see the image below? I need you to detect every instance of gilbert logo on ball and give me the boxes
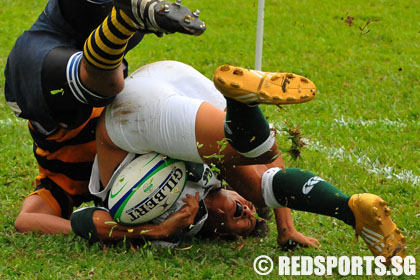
[108,153,187,226]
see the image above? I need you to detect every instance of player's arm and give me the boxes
[71,193,200,242]
[274,208,321,250]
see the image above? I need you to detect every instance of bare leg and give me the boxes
[195,102,280,165]
[14,195,71,234]
[218,155,285,207]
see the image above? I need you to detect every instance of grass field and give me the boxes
[0,0,419,279]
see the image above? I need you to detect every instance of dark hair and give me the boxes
[249,206,272,238]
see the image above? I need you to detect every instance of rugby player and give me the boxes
[4,0,205,234]
[71,61,405,264]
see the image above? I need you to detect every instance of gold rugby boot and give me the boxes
[348,193,406,266]
[213,64,316,105]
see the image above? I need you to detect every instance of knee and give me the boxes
[255,148,280,164]
[14,213,28,233]
[243,143,281,165]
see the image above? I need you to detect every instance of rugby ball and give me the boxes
[108,153,187,226]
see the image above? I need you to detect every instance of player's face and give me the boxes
[207,189,257,236]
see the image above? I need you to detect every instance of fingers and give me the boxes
[163,193,202,234]
[278,231,322,251]
[307,237,321,249]
[180,192,200,220]
[294,236,321,249]
[181,192,200,204]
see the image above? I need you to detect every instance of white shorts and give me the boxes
[105,61,226,163]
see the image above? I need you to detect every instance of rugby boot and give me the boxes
[114,0,206,35]
[348,193,406,266]
[213,65,316,105]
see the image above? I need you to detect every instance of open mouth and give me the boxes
[234,201,243,217]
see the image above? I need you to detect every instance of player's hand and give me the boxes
[277,229,321,251]
[179,192,200,226]
[160,192,200,236]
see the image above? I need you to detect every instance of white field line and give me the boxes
[275,116,419,186]
[332,116,419,129]
[304,139,420,187]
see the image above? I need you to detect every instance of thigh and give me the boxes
[27,180,74,218]
[16,194,72,234]
[21,193,61,217]
[25,177,96,219]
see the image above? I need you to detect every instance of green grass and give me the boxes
[0,0,419,279]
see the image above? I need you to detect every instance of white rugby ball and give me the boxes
[108,153,187,226]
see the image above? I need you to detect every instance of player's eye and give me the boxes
[234,201,243,217]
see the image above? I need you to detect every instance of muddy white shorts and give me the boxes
[105,61,226,163]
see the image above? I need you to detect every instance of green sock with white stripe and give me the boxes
[271,168,356,227]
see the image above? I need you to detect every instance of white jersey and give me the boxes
[89,153,221,238]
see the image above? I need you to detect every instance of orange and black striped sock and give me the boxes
[83,7,138,70]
